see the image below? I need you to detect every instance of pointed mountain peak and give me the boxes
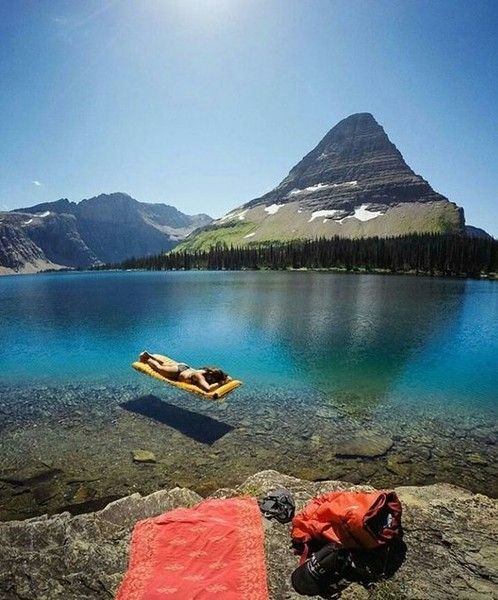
[178,113,464,251]
[243,112,446,209]
[332,111,378,125]
[318,113,383,144]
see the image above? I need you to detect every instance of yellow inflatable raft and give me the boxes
[131,358,242,400]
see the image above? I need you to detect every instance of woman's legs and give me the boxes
[143,356,179,379]
[150,353,171,364]
[139,351,171,365]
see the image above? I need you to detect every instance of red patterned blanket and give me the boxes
[116,496,269,599]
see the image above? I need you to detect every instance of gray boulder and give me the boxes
[0,470,496,599]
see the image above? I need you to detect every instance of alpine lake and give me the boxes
[0,270,497,521]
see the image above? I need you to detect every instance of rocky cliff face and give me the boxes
[0,470,496,600]
[0,193,212,274]
[22,212,99,268]
[0,213,65,274]
[179,113,465,251]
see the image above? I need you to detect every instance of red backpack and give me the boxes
[292,490,402,557]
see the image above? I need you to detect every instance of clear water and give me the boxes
[0,271,497,519]
[1,271,497,409]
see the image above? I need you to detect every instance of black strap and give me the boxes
[258,488,296,524]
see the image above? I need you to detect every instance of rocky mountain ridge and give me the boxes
[0,193,212,274]
[1,470,496,599]
[178,113,466,251]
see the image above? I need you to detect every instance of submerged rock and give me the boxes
[386,455,413,479]
[0,465,61,487]
[315,407,337,419]
[467,453,488,466]
[31,482,58,505]
[335,434,394,458]
[0,470,496,599]
[131,450,157,464]
[71,485,96,504]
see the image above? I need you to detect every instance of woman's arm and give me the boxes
[192,372,221,392]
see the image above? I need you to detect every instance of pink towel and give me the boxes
[116,496,269,599]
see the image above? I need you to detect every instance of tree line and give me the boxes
[103,234,498,277]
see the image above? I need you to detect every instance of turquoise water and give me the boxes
[0,271,497,519]
[1,271,497,411]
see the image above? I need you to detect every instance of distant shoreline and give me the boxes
[104,234,498,280]
[3,233,497,279]
[2,266,497,280]
[97,266,498,280]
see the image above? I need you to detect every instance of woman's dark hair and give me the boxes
[202,367,228,385]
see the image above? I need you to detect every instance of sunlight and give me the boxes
[149,0,237,23]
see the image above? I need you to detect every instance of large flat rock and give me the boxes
[335,434,394,458]
[0,470,496,599]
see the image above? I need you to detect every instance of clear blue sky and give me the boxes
[0,0,496,234]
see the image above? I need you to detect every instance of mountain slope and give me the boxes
[1,193,212,274]
[0,213,65,275]
[178,113,464,251]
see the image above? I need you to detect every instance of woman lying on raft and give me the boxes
[139,352,232,393]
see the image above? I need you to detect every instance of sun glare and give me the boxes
[150,0,237,21]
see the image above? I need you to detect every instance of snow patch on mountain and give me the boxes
[264,204,284,215]
[289,183,331,196]
[288,181,358,198]
[308,210,342,222]
[218,209,248,222]
[339,204,384,223]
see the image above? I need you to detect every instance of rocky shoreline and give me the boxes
[1,470,496,600]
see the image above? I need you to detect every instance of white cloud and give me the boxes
[32,180,43,186]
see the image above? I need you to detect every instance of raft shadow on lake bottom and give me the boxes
[120,395,234,445]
